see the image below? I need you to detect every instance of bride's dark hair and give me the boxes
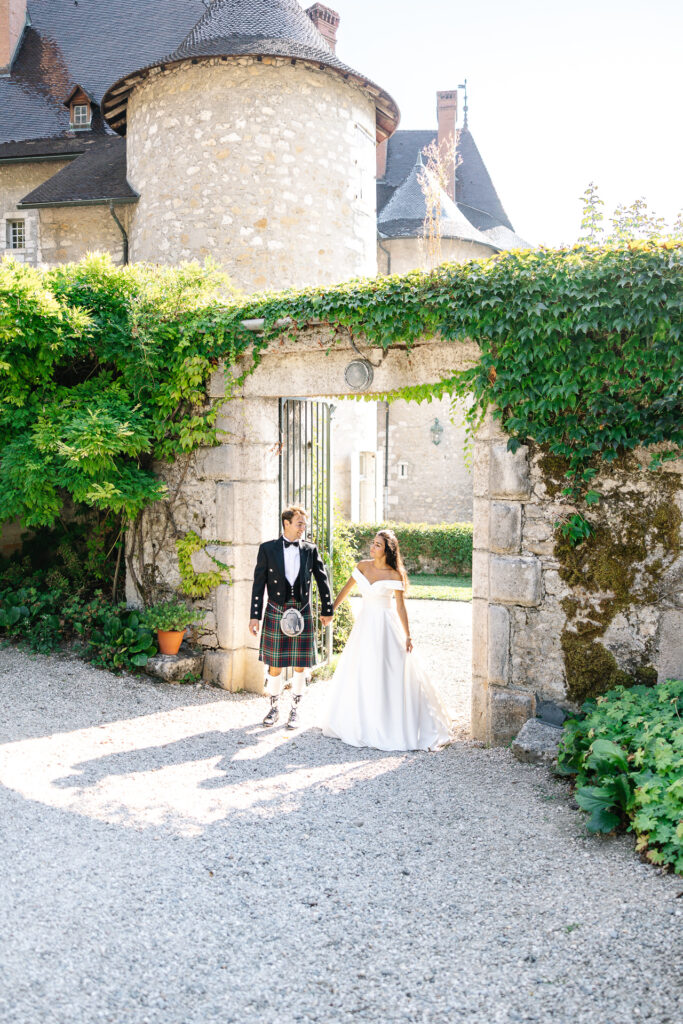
[377,529,408,589]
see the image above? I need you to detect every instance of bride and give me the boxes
[321,529,453,752]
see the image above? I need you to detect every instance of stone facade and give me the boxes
[126,58,377,291]
[377,236,494,276]
[1,161,67,264]
[471,410,683,744]
[377,395,473,523]
[0,161,129,266]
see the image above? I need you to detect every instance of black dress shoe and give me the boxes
[262,697,279,727]
[286,695,302,730]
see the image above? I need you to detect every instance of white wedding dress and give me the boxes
[321,568,453,752]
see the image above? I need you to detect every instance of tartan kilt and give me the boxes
[258,598,317,669]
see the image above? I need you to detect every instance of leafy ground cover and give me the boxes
[557,680,683,875]
[408,574,472,601]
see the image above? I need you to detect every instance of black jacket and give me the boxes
[250,539,333,620]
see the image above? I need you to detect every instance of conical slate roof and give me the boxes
[378,156,497,249]
[102,0,399,140]
[455,126,514,232]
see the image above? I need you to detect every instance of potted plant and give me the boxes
[145,601,206,656]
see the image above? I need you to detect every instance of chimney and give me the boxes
[376,139,388,180]
[436,90,458,200]
[0,0,27,75]
[306,3,340,53]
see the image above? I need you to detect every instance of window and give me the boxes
[72,103,90,127]
[6,220,25,249]
[398,461,409,480]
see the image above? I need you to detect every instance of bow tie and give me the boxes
[283,539,300,549]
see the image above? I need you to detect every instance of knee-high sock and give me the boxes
[291,670,307,697]
[264,673,282,697]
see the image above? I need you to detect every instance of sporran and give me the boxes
[280,605,305,638]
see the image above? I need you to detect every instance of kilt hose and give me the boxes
[258,598,317,669]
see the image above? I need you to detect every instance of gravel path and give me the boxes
[0,634,681,1024]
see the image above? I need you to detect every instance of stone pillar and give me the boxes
[471,410,537,744]
[201,380,280,693]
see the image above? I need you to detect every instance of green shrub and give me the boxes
[345,520,472,576]
[79,604,157,672]
[557,679,683,874]
[145,600,206,632]
[0,574,157,673]
[331,518,357,654]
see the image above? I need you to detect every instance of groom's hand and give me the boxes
[249,619,259,635]
[320,616,333,627]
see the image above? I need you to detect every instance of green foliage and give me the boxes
[2,243,681,545]
[176,531,231,599]
[331,518,357,653]
[144,600,206,632]
[0,571,157,672]
[0,255,240,528]
[81,604,157,672]
[557,680,683,874]
[345,521,473,575]
[579,183,683,244]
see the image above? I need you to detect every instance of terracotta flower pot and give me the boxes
[157,629,185,656]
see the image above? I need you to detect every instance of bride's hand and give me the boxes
[406,637,413,653]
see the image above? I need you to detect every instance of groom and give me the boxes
[249,505,333,729]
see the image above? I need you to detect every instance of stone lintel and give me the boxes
[489,555,542,607]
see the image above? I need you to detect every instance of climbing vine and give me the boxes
[176,531,232,599]
[0,242,681,547]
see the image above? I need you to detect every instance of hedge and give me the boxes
[344,521,472,575]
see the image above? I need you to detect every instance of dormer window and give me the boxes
[64,86,93,131]
[72,104,90,127]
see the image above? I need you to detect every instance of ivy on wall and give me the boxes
[0,243,681,542]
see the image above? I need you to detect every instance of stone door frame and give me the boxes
[200,326,540,745]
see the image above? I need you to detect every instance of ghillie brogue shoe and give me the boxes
[262,696,279,727]
[286,694,302,730]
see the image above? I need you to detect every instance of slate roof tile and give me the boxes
[18,137,137,207]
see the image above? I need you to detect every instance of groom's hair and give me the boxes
[281,505,308,529]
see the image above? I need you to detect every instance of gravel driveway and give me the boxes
[0,634,681,1024]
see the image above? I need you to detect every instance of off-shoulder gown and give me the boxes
[321,569,453,751]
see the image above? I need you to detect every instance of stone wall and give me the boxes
[1,160,69,264]
[38,205,129,266]
[377,237,496,276]
[471,411,683,744]
[126,58,378,290]
[0,161,129,267]
[378,396,473,523]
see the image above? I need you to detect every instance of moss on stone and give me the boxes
[538,450,572,498]
[543,448,682,704]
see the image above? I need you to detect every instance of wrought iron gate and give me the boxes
[279,398,334,663]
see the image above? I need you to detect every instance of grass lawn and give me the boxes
[407,574,472,602]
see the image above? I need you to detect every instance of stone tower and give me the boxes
[102,0,399,293]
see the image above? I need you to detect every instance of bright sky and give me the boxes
[333,0,683,246]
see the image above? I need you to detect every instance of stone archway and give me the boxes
[197,325,540,745]
[131,319,683,746]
